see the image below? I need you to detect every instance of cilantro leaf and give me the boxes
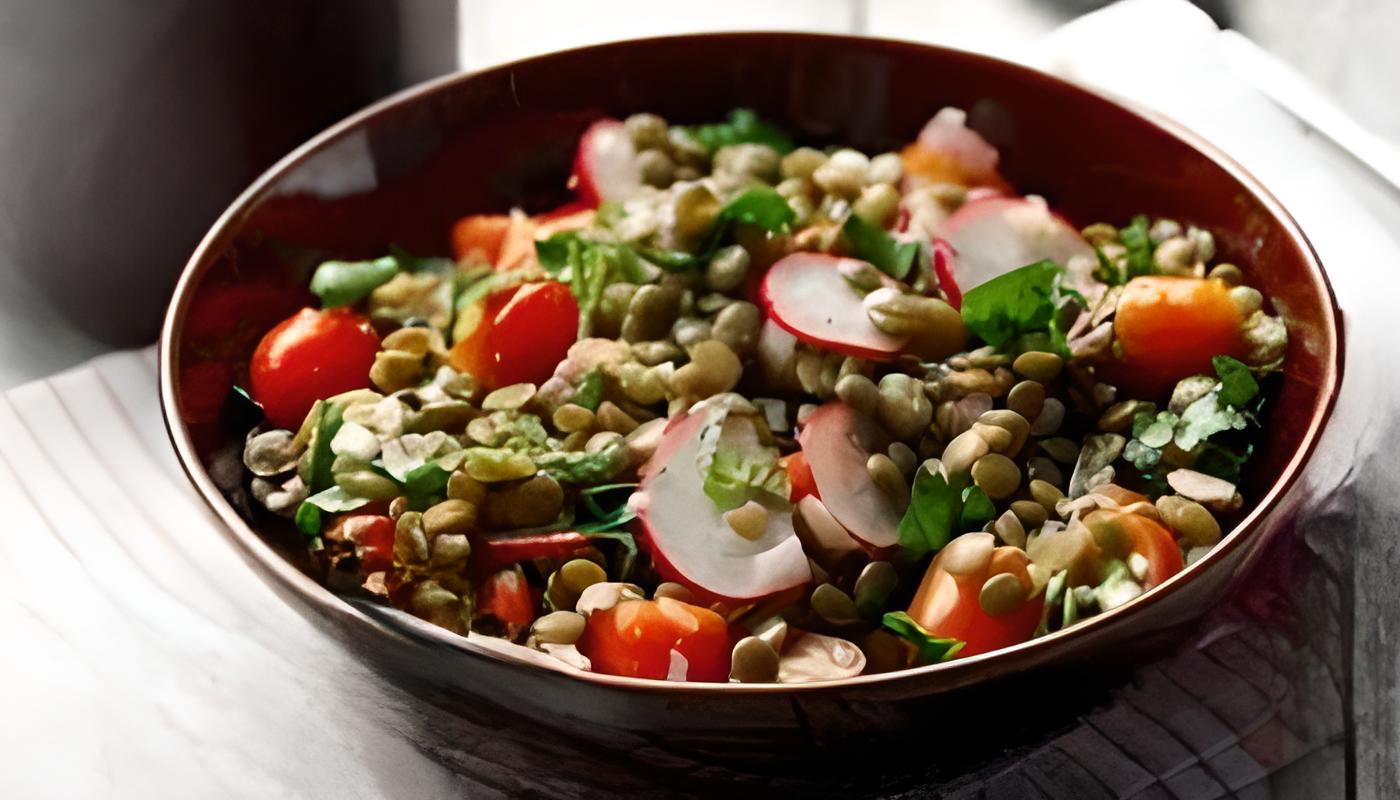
[1213,355,1259,408]
[310,257,399,308]
[960,260,1064,349]
[1119,214,1154,279]
[1193,442,1251,484]
[842,213,921,281]
[898,466,962,559]
[534,232,580,274]
[1175,391,1248,451]
[677,108,795,155]
[882,611,965,664]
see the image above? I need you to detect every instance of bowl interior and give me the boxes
[163,33,1339,685]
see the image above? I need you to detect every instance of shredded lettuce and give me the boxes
[694,408,789,512]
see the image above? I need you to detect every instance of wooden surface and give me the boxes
[4,3,1399,797]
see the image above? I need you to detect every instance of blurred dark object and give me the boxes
[0,0,456,346]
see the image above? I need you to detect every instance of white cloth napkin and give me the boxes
[4,2,1396,796]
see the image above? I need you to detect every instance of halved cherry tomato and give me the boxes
[477,566,537,636]
[451,214,513,264]
[448,281,578,389]
[1112,276,1243,397]
[249,307,381,429]
[326,512,396,574]
[1115,513,1184,590]
[783,451,819,503]
[907,538,1043,657]
[576,597,731,681]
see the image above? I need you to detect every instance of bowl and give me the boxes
[159,32,1341,769]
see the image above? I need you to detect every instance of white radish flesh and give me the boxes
[796,402,903,551]
[760,253,906,360]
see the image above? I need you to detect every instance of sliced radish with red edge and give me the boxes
[797,402,903,552]
[937,197,1094,292]
[760,253,906,360]
[633,407,811,605]
[571,119,641,207]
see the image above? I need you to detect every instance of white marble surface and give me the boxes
[4,1,1399,796]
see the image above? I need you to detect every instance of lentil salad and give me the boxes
[237,107,1288,683]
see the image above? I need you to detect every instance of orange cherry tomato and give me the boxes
[1116,513,1184,590]
[451,214,513,264]
[1112,276,1243,397]
[249,307,381,429]
[448,281,578,390]
[576,598,732,682]
[784,451,819,503]
[907,541,1043,658]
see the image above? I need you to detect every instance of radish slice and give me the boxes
[633,408,811,603]
[797,402,903,551]
[930,238,961,310]
[937,197,1095,292]
[916,107,1003,187]
[760,253,906,360]
[571,119,642,207]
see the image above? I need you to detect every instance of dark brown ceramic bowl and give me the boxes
[159,33,1340,762]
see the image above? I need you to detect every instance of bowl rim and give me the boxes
[159,30,1343,695]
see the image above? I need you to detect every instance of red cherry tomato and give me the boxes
[576,598,732,682]
[784,451,819,503]
[907,543,1043,658]
[448,281,578,389]
[477,566,537,636]
[326,512,396,574]
[249,307,380,429]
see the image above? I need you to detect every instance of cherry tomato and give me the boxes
[477,566,537,636]
[249,307,380,429]
[576,597,732,681]
[1112,276,1243,397]
[1083,486,1185,590]
[448,281,578,389]
[326,512,395,574]
[784,451,819,503]
[907,540,1043,658]
[451,214,512,264]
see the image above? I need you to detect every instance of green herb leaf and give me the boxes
[637,247,699,271]
[402,462,452,511]
[882,611,965,664]
[580,530,639,580]
[960,260,1064,349]
[533,438,628,484]
[294,501,323,537]
[959,485,997,531]
[304,401,345,493]
[1212,355,1259,408]
[1193,441,1251,484]
[1119,215,1154,280]
[715,186,796,232]
[572,369,604,412]
[310,257,400,308]
[677,108,795,155]
[1123,439,1162,470]
[695,408,789,512]
[1175,391,1248,451]
[842,213,922,281]
[304,485,371,513]
[534,232,580,274]
[898,466,962,560]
